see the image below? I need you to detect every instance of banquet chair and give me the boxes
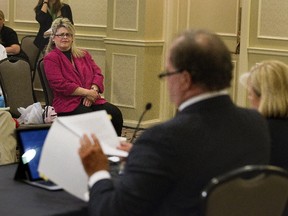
[200,165,288,216]
[0,57,36,117]
[37,58,53,106]
[20,36,40,75]
[20,35,41,81]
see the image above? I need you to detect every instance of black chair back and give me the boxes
[20,35,41,82]
[37,58,53,106]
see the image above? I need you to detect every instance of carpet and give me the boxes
[121,126,145,142]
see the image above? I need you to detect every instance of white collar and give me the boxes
[178,90,228,111]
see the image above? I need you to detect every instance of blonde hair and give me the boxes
[45,17,84,57]
[249,60,288,118]
[0,10,5,20]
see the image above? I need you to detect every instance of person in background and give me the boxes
[78,29,270,216]
[44,18,123,136]
[0,10,28,61]
[34,0,73,52]
[241,60,288,170]
[0,111,17,165]
[0,44,7,60]
[0,43,7,99]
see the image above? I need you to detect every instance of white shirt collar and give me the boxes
[178,90,228,111]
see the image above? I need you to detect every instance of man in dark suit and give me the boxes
[79,29,270,216]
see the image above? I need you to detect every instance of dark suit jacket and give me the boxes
[89,95,270,216]
[268,117,288,170]
[34,3,73,51]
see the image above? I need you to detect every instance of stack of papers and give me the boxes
[38,110,128,201]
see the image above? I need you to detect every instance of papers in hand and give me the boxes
[38,111,127,201]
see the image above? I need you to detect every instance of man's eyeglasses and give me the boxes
[55,33,73,38]
[158,70,183,79]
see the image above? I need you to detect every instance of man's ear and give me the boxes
[180,70,193,90]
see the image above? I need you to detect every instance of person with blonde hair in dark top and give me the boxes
[241,60,288,170]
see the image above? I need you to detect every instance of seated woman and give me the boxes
[43,18,123,136]
[241,60,288,170]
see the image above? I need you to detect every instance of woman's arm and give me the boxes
[61,4,74,24]
[35,4,51,24]
[72,87,98,102]
[41,0,49,13]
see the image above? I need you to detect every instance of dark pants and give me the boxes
[58,102,123,136]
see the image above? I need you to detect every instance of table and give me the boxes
[0,163,88,216]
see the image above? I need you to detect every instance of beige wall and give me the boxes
[2,0,288,127]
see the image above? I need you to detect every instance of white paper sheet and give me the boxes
[38,110,128,201]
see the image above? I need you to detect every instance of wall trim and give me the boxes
[248,47,288,56]
[14,20,36,24]
[124,118,160,129]
[74,24,107,28]
[15,30,106,41]
[257,36,288,41]
[218,33,238,37]
[76,34,105,41]
[83,47,106,52]
[16,30,38,36]
[105,38,164,47]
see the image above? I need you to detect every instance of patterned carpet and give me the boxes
[121,126,145,142]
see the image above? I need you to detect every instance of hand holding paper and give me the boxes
[79,134,109,177]
[38,111,127,201]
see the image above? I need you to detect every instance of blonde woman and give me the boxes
[34,0,73,51]
[44,18,123,135]
[243,60,288,170]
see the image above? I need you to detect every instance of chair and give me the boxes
[200,165,288,216]
[37,58,53,106]
[20,35,41,81]
[0,57,36,117]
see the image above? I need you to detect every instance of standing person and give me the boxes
[0,10,28,61]
[34,0,73,52]
[44,18,123,136]
[78,29,270,216]
[241,60,288,170]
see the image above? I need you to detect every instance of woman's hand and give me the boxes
[83,89,101,106]
[85,89,99,102]
[72,87,100,105]
[83,98,92,107]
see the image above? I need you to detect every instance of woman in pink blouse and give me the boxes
[44,18,123,135]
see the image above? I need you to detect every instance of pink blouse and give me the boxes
[43,48,107,113]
